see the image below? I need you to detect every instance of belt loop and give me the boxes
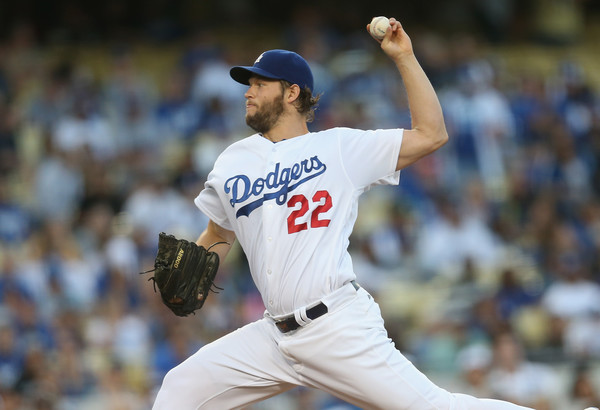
[294,307,311,326]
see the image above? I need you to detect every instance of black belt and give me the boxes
[275,281,359,333]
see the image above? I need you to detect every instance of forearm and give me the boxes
[372,17,448,159]
[196,220,235,263]
[395,53,447,143]
[371,17,449,170]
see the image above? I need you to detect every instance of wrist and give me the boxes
[393,52,418,70]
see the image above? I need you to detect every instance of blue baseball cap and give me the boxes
[230,49,314,92]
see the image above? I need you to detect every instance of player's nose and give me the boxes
[244,86,256,100]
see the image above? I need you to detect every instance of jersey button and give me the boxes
[267,269,272,275]
[268,236,272,242]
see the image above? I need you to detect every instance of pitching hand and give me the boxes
[366,17,414,61]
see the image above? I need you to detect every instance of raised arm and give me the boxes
[367,17,449,171]
[196,219,236,263]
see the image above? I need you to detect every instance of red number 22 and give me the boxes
[287,190,332,234]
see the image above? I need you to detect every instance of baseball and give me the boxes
[370,16,390,40]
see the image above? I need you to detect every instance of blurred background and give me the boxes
[0,0,600,409]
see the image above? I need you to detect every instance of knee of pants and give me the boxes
[162,360,206,390]
[160,366,179,390]
[155,364,202,404]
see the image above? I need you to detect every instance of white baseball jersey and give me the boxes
[157,126,535,410]
[195,127,403,316]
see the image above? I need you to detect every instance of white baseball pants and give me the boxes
[153,282,533,410]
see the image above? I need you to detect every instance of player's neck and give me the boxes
[261,119,309,143]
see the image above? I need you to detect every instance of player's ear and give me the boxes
[286,84,301,103]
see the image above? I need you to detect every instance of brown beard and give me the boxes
[245,93,285,134]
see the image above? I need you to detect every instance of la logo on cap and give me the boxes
[254,53,264,64]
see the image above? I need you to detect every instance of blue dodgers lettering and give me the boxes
[224,156,326,218]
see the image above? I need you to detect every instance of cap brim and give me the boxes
[230,66,282,85]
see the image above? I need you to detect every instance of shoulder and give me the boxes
[323,127,404,144]
[214,134,262,162]
[316,127,357,136]
[307,127,364,140]
[224,133,262,151]
[319,127,403,137]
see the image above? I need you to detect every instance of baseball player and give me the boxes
[153,17,534,410]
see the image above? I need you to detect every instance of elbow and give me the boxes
[426,126,449,152]
[433,118,449,147]
[415,120,449,152]
[436,128,449,148]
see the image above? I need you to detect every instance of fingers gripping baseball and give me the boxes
[367,17,413,59]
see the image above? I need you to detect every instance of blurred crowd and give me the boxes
[1,2,600,409]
